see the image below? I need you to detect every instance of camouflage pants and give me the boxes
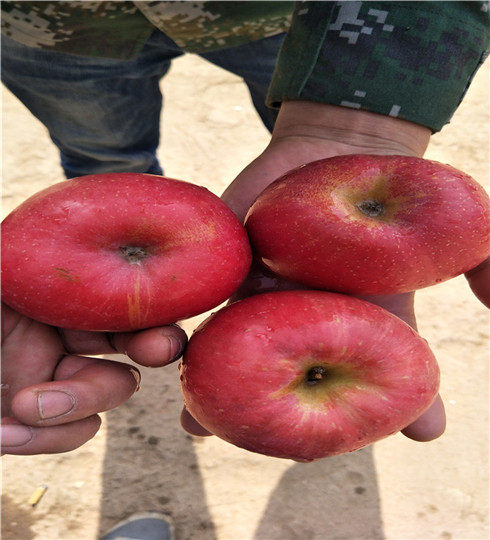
[1,30,284,179]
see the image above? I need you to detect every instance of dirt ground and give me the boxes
[1,52,489,540]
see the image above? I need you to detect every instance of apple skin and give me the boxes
[245,155,490,294]
[1,173,252,331]
[180,290,440,461]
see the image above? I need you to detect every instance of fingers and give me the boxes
[112,325,187,367]
[465,256,490,308]
[180,407,213,437]
[56,328,116,356]
[10,355,140,427]
[229,259,308,303]
[60,325,187,367]
[401,394,446,442]
[1,303,64,416]
[1,416,101,455]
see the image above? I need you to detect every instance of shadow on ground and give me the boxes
[254,448,384,539]
[96,356,384,539]
[96,361,217,540]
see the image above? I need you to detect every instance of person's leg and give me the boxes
[199,33,286,133]
[1,32,184,178]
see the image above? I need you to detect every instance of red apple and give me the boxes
[245,155,490,294]
[1,173,252,331]
[180,290,440,461]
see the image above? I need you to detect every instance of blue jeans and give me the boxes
[1,31,284,179]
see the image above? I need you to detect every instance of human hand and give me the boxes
[1,302,187,455]
[182,100,486,445]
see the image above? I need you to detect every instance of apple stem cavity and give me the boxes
[120,246,149,264]
[357,199,384,218]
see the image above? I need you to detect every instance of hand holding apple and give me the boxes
[182,102,489,449]
[1,301,187,455]
[183,103,448,445]
[1,172,252,331]
[0,171,250,454]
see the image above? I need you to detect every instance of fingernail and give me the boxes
[129,367,141,391]
[167,336,182,360]
[38,391,75,420]
[1,424,33,447]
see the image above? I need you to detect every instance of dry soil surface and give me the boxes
[2,54,489,540]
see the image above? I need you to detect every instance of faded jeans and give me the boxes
[1,31,284,179]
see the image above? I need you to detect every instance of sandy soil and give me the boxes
[1,53,489,540]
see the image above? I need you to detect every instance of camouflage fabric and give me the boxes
[1,1,489,131]
[1,2,155,59]
[136,1,293,52]
[0,1,293,57]
[267,1,490,131]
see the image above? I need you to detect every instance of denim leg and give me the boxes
[199,33,286,133]
[1,32,184,178]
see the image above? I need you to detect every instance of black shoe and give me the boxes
[100,512,174,540]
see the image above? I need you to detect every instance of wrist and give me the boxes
[223,101,431,222]
[271,101,431,158]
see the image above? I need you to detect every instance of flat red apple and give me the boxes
[1,173,252,331]
[180,290,440,461]
[245,155,490,294]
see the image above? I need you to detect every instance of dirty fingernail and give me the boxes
[38,391,75,420]
[129,367,141,391]
[167,336,182,360]
[1,424,33,447]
